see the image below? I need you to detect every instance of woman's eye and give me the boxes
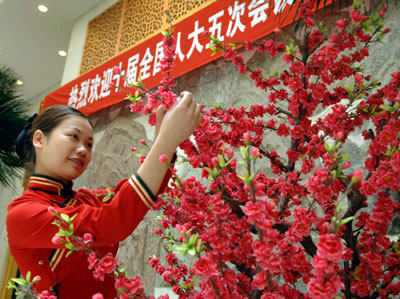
[87,143,93,148]
[70,134,78,139]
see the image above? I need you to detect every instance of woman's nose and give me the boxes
[76,144,87,157]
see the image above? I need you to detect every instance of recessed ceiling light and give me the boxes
[58,50,67,57]
[16,80,23,85]
[38,5,48,12]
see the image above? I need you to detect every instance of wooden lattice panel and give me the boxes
[168,0,211,22]
[118,0,165,54]
[80,0,214,73]
[80,1,123,75]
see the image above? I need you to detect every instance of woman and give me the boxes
[6,92,201,298]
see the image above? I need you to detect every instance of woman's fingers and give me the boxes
[179,91,193,108]
[195,104,202,126]
[155,105,167,137]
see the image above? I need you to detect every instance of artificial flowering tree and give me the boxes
[8,0,400,298]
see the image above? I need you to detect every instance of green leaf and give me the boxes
[339,216,354,227]
[10,278,28,286]
[161,30,170,37]
[55,230,68,237]
[188,247,196,256]
[196,238,202,253]
[6,281,17,290]
[380,104,396,113]
[341,153,351,161]
[65,243,75,250]
[25,271,31,282]
[60,213,71,224]
[237,175,246,181]
[188,234,197,246]
[336,201,343,213]
[70,213,78,222]
[175,244,188,254]
[218,154,225,168]
[240,146,248,159]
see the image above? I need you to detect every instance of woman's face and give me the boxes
[33,115,94,183]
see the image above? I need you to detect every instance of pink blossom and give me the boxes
[336,19,348,32]
[130,147,135,152]
[252,270,267,290]
[83,233,93,245]
[316,234,344,262]
[274,27,281,34]
[108,82,116,89]
[37,291,57,299]
[342,161,351,169]
[92,293,104,299]
[47,206,56,214]
[192,256,216,277]
[88,252,98,270]
[140,139,146,145]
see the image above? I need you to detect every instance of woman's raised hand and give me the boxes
[137,91,201,195]
[156,91,202,150]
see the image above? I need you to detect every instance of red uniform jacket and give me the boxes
[7,171,171,298]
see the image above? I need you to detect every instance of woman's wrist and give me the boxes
[152,135,178,161]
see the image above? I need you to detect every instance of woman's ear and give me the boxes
[32,130,45,150]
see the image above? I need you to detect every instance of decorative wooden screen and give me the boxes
[80,0,213,75]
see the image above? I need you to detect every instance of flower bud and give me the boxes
[159,154,168,164]
[251,147,260,159]
[52,236,62,245]
[342,161,351,169]
[351,169,364,184]
[243,132,251,143]
[92,293,104,299]
[47,206,56,214]
[112,66,120,74]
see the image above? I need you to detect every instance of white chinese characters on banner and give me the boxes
[248,0,270,27]
[125,54,139,87]
[226,1,246,37]
[274,0,294,14]
[67,1,276,109]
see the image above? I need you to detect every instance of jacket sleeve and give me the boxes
[7,169,173,249]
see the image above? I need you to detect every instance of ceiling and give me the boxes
[0,0,105,102]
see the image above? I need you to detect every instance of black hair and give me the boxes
[15,105,92,166]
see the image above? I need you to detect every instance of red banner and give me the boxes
[43,0,325,115]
